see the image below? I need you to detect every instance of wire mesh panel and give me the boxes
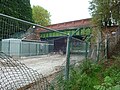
[108,28,120,56]
[0,12,92,90]
[47,36,90,89]
[0,13,54,58]
[0,52,51,90]
[70,37,87,62]
[0,14,31,39]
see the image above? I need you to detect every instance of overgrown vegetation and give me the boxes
[89,0,120,43]
[52,55,120,90]
[89,0,120,27]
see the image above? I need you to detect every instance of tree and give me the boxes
[32,5,51,26]
[89,0,120,43]
[0,0,32,21]
[0,0,32,39]
[89,0,120,27]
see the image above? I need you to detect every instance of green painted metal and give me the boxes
[1,12,93,81]
[40,27,92,39]
[85,42,88,60]
[19,42,21,57]
[71,30,75,35]
[85,35,91,60]
[8,40,10,55]
[79,29,81,35]
[71,28,80,36]
[65,33,72,80]
[84,34,92,60]
[0,13,68,39]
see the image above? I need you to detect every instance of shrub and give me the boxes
[51,56,120,90]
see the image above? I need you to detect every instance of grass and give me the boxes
[51,54,120,90]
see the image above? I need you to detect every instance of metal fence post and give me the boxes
[36,43,37,55]
[29,43,30,56]
[8,40,10,55]
[105,35,109,59]
[85,35,92,60]
[0,41,1,52]
[65,33,71,80]
[96,41,100,62]
[85,42,88,60]
[19,42,21,57]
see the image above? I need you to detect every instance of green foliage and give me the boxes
[32,5,51,26]
[0,0,32,21]
[89,0,120,27]
[89,0,120,43]
[0,0,33,39]
[94,76,120,90]
[52,56,120,90]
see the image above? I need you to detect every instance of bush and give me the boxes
[51,56,120,90]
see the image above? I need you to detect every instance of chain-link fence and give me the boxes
[44,36,91,89]
[108,28,120,56]
[0,13,32,39]
[0,13,58,90]
[0,13,54,58]
[48,28,120,90]
[0,52,52,90]
[87,27,120,62]
[0,12,92,90]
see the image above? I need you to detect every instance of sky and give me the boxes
[30,0,91,24]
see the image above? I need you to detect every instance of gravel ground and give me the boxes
[20,54,85,76]
[0,53,84,89]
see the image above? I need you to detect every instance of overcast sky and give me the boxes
[30,0,91,24]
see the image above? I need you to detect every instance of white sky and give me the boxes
[30,0,91,24]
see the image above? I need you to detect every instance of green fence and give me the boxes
[0,38,53,57]
[49,29,120,90]
[88,28,120,62]
[0,52,52,90]
[0,13,92,90]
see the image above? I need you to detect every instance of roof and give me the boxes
[35,18,91,33]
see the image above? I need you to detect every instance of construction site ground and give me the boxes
[20,54,85,78]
